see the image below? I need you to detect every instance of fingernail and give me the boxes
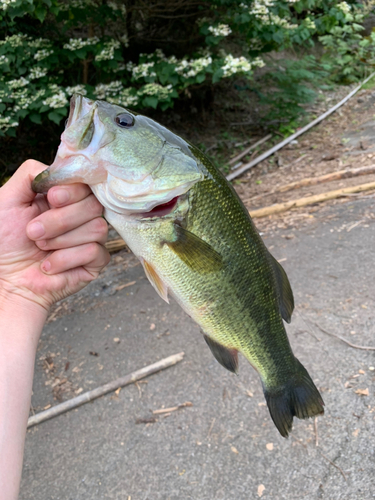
[54,189,70,205]
[38,240,47,248]
[42,260,51,272]
[28,221,45,239]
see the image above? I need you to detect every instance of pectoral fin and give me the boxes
[166,224,223,274]
[203,334,238,374]
[267,252,294,323]
[141,258,169,303]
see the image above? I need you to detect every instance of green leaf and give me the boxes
[48,111,63,124]
[142,96,158,109]
[34,5,47,22]
[196,73,206,84]
[212,68,224,84]
[29,113,42,124]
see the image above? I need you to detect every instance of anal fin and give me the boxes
[203,334,238,373]
[141,258,169,304]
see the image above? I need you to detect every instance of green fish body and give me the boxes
[33,95,324,436]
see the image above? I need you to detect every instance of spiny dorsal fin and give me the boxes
[166,224,223,274]
[141,258,169,303]
[267,252,294,323]
[203,334,238,373]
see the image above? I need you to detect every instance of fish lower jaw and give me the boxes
[92,183,182,219]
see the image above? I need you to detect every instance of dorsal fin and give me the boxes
[166,224,223,274]
[203,334,239,373]
[267,252,294,323]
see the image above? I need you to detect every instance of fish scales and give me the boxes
[32,94,324,437]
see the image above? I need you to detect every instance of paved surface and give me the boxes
[20,197,375,500]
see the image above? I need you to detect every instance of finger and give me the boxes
[0,160,48,207]
[27,193,103,241]
[47,183,92,208]
[36,217,108,250]
[41,242,110,277]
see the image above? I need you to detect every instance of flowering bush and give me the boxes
[0,0,374,136]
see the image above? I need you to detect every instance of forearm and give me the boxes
[0,293,48,500]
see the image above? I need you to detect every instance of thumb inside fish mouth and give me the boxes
[32,170,50,193]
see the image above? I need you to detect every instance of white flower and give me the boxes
[131,61,156,79]
[59,0,96,9]
[1,0,17,11]
[304,17,316,30]
[63,37,100,51]
[106,1,126,15]
[94,81,123,99]
[43,86,68,108]
[28,38,52,49]
[95,40,121,61]
[29,67,48,80]
[7,77,29,89]
[221,55,264,77]
[337,2,351,15]
[0,55,9,64]
[34,49,54,61]
[66,84,87,96]
[107,88,139,107]
[208,24,232,37]
[0,33,27,48]
[139,83,173,100]
[175,56,212,78]
[0,115,19,130]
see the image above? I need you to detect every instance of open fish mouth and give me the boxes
[33,94,203,215]
[139,196,180,218]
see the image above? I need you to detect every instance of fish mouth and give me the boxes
[139,196,180,218]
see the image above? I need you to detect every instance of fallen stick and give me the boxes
[27,352,185,428]
[249,181,375,218]
[229,134,272,166]
[277,164,375,193]
[314,323,375,351]
[152,401,193,415]
[226,71,375,182]
[105,238,127,253]
[320,452,347,481]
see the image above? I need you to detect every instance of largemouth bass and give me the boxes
[33,95,324,437]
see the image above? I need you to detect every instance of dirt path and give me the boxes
[233,86,375,232]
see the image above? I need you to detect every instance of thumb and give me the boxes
[3,160,49,206]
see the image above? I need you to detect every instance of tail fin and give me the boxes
[263,358,324,438]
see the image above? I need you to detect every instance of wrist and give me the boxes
[0,286,49,344]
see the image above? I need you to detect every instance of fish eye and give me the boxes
[115,113,134,128]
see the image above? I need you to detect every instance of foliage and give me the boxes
[0,0,375,138]
[319,3,375,82]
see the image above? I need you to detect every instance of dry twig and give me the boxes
[27,352,185,428]
[249,181,375,218]
[315,323,375,351]
[152,401,193,415]
[320,452,347,481]
[229,134,272,166]
[105,238,127,253]
[227,71,375,182]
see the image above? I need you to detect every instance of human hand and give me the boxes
[0,160,110,313]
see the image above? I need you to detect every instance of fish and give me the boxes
[32,94,324,437]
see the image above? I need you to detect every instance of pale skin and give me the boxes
[0,160,110,499]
